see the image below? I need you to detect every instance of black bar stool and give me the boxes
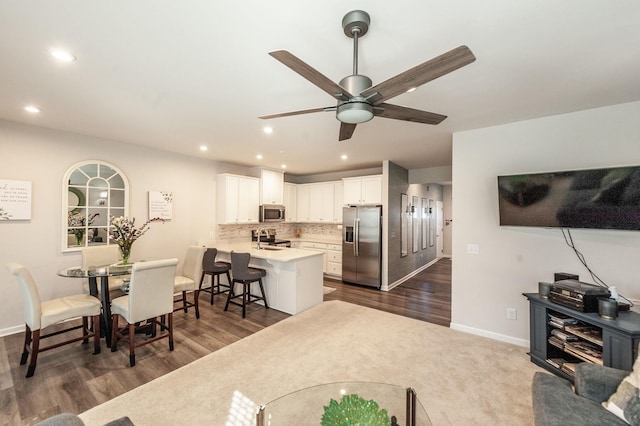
[198,248,231,305]
[224,252,268,318]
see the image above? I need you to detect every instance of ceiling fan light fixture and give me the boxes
[337,101,373,124]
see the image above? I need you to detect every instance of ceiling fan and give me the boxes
[260,10,476,141]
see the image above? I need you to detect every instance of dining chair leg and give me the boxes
[26,329,40,378]
[182,291,188,313]
[168,313,174,351]
[20,325,31,365]
[110,315,119,352]
[128,323,136,367]
[194,289,200,319]
[93,314,101,355]
[81,316,88,344]
[198,272,206,291]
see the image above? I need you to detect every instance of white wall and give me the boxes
[451,101,640,346]
[0,119,246,333]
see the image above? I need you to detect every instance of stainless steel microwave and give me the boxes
[259,204,285,222]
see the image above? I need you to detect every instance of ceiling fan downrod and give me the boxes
[342,10,370,77]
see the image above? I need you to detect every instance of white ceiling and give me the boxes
[1,1,639,175]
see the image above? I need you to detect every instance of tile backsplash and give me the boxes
[218,223,341,241]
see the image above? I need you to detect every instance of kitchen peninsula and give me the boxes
[213,242,324,315]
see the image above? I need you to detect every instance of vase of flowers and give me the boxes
[109,216,164,264]
[67,212,100,246]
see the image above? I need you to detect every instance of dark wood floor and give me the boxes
[0,258,451,425]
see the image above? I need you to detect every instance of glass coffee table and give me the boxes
[256,381,431,426]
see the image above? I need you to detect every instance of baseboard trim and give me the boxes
[1,324,24,338]
[450,322,529,348]
[385,258,440,291]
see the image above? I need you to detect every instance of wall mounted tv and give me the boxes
[497,165,640,230]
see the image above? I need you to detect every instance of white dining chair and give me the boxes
[8,263,101,377]
[81,245,127,292]
[173,246,206,319]
[110,258,178,367]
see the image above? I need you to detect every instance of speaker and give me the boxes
[554,272,579,282]
[598,298,619,320]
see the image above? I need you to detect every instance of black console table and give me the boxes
[524,293,640,382]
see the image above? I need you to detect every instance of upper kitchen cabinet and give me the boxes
[296,184,310,222]
[343,175,383,205]
[309,182,335,222]
[334,181,343,223]
[283,182,297,222]
[251,168,284,205]
[297,181,339,223]
[217,173,260,224]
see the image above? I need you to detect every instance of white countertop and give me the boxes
[214,242,324,262]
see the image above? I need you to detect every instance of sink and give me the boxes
[259,246,284,251]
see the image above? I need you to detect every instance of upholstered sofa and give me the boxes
[532,363,631,426]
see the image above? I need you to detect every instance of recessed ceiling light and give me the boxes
[199,145,208,152]
[24,105,40,113]
[263,126,273,134]
[281,164,287,169]
[406,87,417,93]
[341,154,348,160]
[50,48,76,62]
[256,154,263,160]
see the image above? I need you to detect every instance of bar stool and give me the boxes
[198,248,231,305]
[224,252,268,318]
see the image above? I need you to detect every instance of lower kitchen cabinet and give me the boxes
[326,243,342,278]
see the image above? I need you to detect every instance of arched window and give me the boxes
[63,160,129,251]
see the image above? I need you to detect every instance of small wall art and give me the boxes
[0,179,32,221]
[148,190,173,220]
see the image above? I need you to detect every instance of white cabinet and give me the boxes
[326,243,342,278]
[343,175,383,205]
[297,181,340,223]
[308,182,334,223]
[283,182,297,222]
[333,182,343,224]
[296,184,310,222]
[252,168,284,205]
[217,174,260,224]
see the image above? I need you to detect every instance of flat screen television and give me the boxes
[497,165,640,230]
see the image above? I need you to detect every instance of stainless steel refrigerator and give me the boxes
[342,205,382,288]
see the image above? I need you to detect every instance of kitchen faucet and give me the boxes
[256,228,269,249]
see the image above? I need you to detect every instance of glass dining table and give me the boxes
[58,264,132,347]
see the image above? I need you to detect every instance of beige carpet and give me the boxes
[79,301,544,425]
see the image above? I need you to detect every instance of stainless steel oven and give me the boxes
[259,204,285,222]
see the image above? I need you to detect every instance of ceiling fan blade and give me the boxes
[269,50,352,101]
[259,106,331,120]
[339,123,357,141]
[374,103,447,125]
[361,45,476,105]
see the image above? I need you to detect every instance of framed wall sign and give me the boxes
[0,179,32,220]
[421,197,428,249]
[429,199,435,247]
[401,193,408,257]
[412,195,419,253]
[149,191,173,220]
